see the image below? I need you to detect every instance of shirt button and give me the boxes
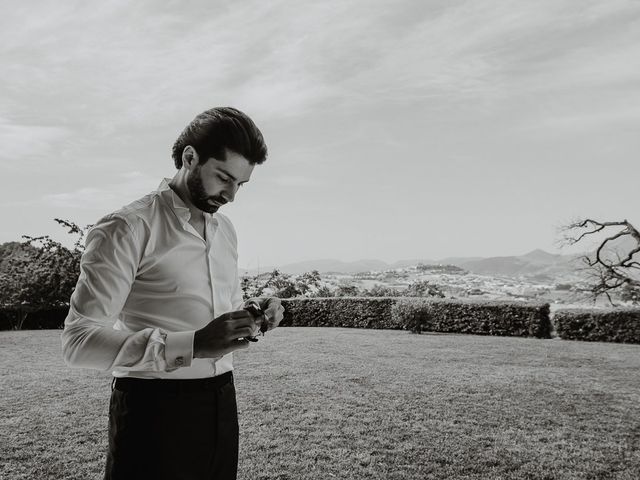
[176,356,184,366]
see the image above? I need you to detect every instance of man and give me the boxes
[61,107,284,480]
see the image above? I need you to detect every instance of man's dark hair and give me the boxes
[172,107,267,169]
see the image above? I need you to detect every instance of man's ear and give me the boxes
[182,146,200,170]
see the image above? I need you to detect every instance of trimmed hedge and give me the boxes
[0,307,68,330]
[554,308,640,344]
[391,298,551,338]
[280,297,398,329]
[281,297,552,338]
[2,298,553,340]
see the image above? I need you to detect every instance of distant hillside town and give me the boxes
[239,249,636,308]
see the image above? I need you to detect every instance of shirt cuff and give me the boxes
[165,330,195,369]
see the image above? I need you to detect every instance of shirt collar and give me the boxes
[156,178,218,227]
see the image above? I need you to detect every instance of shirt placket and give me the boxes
[204,219,218,376]
[205,220,216,314]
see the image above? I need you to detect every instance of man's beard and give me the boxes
[186,167,226,214]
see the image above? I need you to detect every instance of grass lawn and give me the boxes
[1,328,639,479]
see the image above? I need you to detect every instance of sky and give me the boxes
[1,0,639,270]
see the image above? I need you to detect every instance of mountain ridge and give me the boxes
[239,249,582,277]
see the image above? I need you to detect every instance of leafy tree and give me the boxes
[240,275,259,299]
[313,285,335,297]
[241,269,323,299]
[296,270,322,294]
[0,241,39,271]
[417,263,465,274]
[263,269,299,298]
[362,284,403,297]
[620,283,640,305]
[404,280,445,298]
[360,280,445,298]
[334,284,361,297]
[0,218,90,329]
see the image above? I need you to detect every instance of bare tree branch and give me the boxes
[560,218,640,305]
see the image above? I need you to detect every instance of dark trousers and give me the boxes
[104,372,239,480]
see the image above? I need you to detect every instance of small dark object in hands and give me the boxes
[244,303,267,342]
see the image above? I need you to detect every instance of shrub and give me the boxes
[404,280,445,298]
[554,308,640,344]
[1,297,553,340]
[334,285,361,297]
[390,299,429,333]
[391,298,551,338]
[0,219,88,329]
[280,297,551,338]
[280,297,398,329]
[242,269,323,299]
[0,307,69,331]
[620,284,640,305]
[361,284,403,297]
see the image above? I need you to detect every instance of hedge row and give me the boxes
[4,300,639,345]
[0,307,68,331]
[280,297,397,329]
[554,308,640,344]
[391,298,551,338]
[281,297,552,338]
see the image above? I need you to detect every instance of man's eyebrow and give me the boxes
[217,168,249,183]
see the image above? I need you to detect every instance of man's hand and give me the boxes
[193,310,262,359]
[245,297,285,333]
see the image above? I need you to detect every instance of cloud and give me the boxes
[0,117,71,169]
[41,171,159,210]
[2,0,639,130]
[1,0,639,264]
[522,103,640,133]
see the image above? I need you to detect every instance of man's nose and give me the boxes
[221,185,237,203]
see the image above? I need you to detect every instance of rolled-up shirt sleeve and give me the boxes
[61,214,194,372]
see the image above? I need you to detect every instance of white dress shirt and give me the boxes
[61,178,245,379]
